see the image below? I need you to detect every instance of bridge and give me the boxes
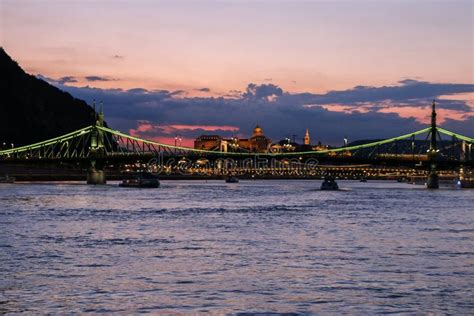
[1,101,473,188]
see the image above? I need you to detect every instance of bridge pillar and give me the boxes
[87,102,106,185]
[426,164,439,189]
[87,160,106,185]
[426,100,439,189]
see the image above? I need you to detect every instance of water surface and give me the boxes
[1,180,473,314]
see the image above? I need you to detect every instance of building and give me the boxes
[248,125,272,152]
[194,135,222,151]
[304,128,310,145]
[194,125,272,153]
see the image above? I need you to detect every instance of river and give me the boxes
[1,180,473,314]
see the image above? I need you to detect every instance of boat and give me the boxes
[225,176,239,183]
[359,178,367,182]
[119,172,160,188]
[0,175,15,184]
[321,176,339,190]
[456,179,474,189]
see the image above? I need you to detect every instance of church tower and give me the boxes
[304,128,310,145]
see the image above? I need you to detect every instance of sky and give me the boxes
[1,0,473,146]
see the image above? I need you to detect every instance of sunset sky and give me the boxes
[1,0,473,145]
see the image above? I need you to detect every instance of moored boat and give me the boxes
[119,172,160,188]
[456,179,474,189]
[321,176,339,190]
[225,176,239,183]
[0,175,15,184]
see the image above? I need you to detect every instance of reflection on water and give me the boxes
[0,180,473,313]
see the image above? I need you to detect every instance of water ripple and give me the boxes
[1,180,473,313]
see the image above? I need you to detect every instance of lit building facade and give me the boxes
[194,125,272,153]
[194,135,222,151]
[304,128,310,145]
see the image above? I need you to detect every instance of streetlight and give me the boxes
[283,137,294,152]
[229,137,239,152]
[174,135,179,154]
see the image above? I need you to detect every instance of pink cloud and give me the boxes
[305,103,374,114]
[438,92,474,109]
[307,97,473,125]
[378,106,469,124]
[130,120,154,134]
[140,135,195,148]
[128,121,240,147]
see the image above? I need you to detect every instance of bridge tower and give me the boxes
[426,100,439,189]
[87,102,106,185]
[304,128,310,145]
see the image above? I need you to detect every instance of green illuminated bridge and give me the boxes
[0,101,472,187]
[0,124,472,161]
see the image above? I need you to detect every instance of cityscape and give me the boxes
[1,0,473,314]
[194,125,324,153]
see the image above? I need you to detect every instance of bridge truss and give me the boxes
[0,124,472,164]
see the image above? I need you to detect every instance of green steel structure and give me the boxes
[0,100,473,164]
[0,123,472,161]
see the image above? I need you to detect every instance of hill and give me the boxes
[0,47,97,147]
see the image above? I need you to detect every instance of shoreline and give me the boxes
[1,174,459,183]
[0,164,462,182]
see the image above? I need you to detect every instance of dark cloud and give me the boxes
[243,83,283,101]
[37,74,77,85]
[127,88,149,94]
[434,99,472,112]
[50,80,474,145]
[291,79,473,106]
[85,75,115,82]
[398,79,428,86]
[170,90,187,96]
[196,87,211,92]
[57,76,77,84]
[440,115,474,138]
[38,74,118,84]
[36,74,56,83]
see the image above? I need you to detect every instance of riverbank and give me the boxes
[0,163,461,182]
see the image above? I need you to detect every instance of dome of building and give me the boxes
[252,125,263,137]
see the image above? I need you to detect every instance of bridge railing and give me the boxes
[437,127,474,143]
[98,126,436,157]
[0,126,94,159]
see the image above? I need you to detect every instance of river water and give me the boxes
[0,180,473,314]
